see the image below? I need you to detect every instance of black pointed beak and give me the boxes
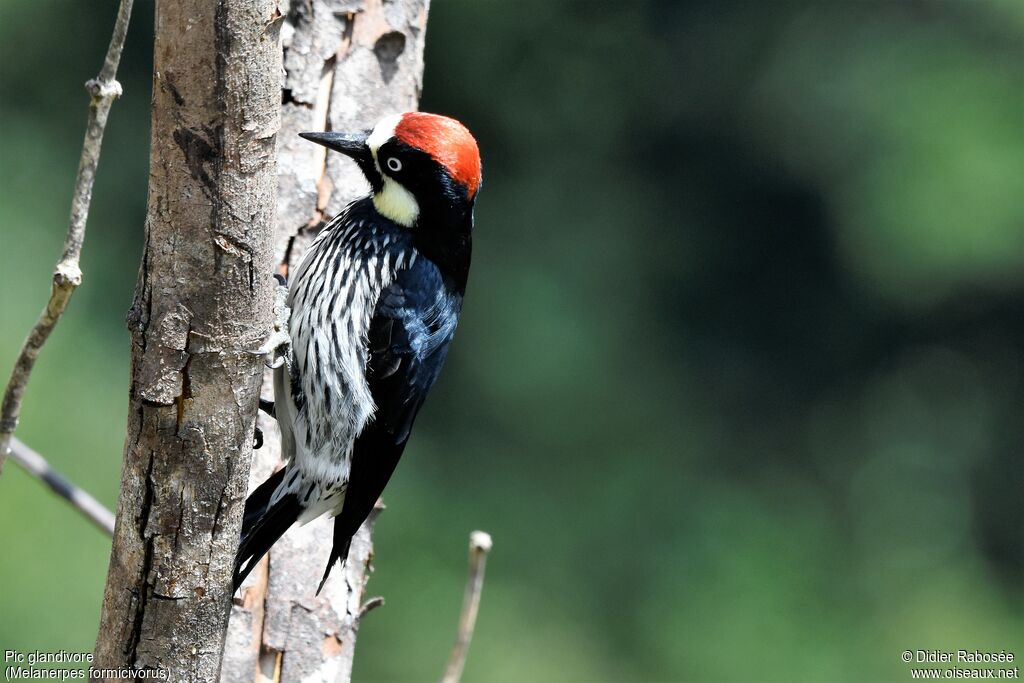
[299,131,381,189]
[299,131,368,156]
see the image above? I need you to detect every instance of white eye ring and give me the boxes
[386,157,402,172]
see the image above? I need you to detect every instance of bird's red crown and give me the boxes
[395,113,482,198]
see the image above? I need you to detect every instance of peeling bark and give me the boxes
[222,1,430,680]
[92,0,281,680]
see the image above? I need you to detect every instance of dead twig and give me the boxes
[441,531,493,683]
[358,596,386,619]
[0,0,134,474]
[8,437,115,535]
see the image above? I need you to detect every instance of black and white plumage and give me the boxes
[234,112,481,591]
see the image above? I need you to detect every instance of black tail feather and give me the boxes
[316,520,354,595]
[233,469,299,590]
[242,467,285,531]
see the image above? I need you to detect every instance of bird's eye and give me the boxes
[386,157,402,172]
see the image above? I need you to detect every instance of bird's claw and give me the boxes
[251,329,291,356]
[250,276,292,368]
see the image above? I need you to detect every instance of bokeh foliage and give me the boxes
[0,1,1021,681]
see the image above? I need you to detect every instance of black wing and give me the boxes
[318,255,463,591]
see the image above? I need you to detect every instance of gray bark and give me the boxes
[92,0,281,680]
[221,1,430,681]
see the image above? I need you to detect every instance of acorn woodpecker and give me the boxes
[234,112,481,592]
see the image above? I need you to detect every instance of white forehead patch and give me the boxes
[367,113,420,228]
[367,113,402,154]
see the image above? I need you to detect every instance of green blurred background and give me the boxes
[1,1,1022,681]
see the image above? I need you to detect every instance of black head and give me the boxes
[299,112,481,232]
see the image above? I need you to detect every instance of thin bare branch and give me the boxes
[358,596,385,619]
[0,0,134,474]
[442,531,493,683]
[8,437,115,535]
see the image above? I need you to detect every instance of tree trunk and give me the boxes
[92,0,281,680]
[221,1,430,681]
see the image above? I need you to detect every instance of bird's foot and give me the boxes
[250,274,292,368]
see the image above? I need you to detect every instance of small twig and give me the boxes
[441,531,493,683]
[7,437,115,535]
[0,0,134,474]
[358,596,385,619]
